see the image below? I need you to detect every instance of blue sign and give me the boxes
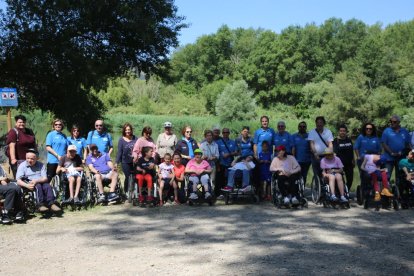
[0,88,18,107]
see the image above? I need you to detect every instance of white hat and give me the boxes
[164,122,172,128]
[68,145,77,152]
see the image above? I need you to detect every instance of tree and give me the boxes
[215,80,256,122]
[0,0,186,129]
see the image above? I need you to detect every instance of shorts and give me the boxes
[97,171,113,180]
[161,177,172,190]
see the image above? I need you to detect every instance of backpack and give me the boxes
[5,128,19,159]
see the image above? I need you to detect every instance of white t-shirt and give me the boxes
[364,154,378,174]
[307,128,334,155]
[159,163,174,179]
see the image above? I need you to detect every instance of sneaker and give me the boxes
[205,192,212,199]
[14,211,25,222]
[221,186,233,192]
[147,196,155,202]
[107,192,119,202]
[189,193,198,200]
[97,193,106,204]
[283,197,290,205]
[340,196,348,203]
[38,205,49,213]
[1,213,11,224]
[291,196,299,205]
[330,195,338,201]
[63,197,73,204]
[374,192,381,201]
[241,186,252,193]
[381,188,394,197]
[217,194,225,200]
[73,197,81,205]
[173,199,181,205]
[138,195,145,203]
[50,204,62,213]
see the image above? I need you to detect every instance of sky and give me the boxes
[1,0,413,48]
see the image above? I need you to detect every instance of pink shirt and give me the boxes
[269,155,301,175]
[185,159,211,176]
[320,156,344,170]
[132,137,157,159]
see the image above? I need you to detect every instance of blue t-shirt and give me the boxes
[87,130,113,153]
[46,130,68,164]
[67,136,87,156]
[253,128,276,155]
[354,135,381,160]
[217,138,237,167]
[235,136,254,158]
[381,127,410,161]
[291,132,311,163]
[86,153,112,173]
[273,131,292,153]
[259,151,272,182]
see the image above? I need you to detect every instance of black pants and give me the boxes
[121,162,134,192]
[0,183,24,211]
[298,162,311,185]
[277,174,299,197]
[343,163,354,190]
[47,163,58,182]
[215,165,228,196]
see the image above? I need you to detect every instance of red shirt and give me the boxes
[6,128,36,160]
[173,164,185,180]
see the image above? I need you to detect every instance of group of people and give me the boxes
[1,113,414,224]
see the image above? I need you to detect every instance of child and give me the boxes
[320,148,348,202]
[136,147,156,204]
[361,153,393,201]
[158,153,175,206]
[172,153,185,205]
[259,141,272,200]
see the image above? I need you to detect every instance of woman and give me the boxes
[45,119,68,181]
[185,149,212,200]
[235,126,254,159]
[354,123,381,187]
[253,116,275,159]
[175,125,199,166]
[333,124,355,191]
[320,149,348,203]
[6,114,36,178]
[156,121,178,161]
[116,123,137,194]
[132,126,158,163]
[67,125,87,163]
[270,145,301,205]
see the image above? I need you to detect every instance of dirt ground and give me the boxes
[1,199,414,276]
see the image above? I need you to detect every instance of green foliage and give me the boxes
[215,80,257,123]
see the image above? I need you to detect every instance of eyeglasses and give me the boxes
[185,131,192,133]
[95,124,103,127]
[54,123,62,126]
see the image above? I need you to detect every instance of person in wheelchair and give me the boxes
[16,149,61,213]
[222,155,255,193]
[86,144,119,203]
[320,149,348,203]
[361,152,394,202]
[185,149,212,200]
[157,153,175,206]
[398,150,414,206]
[1,166,25,224]
[270,145,301,205]
[56,145,84,205]
[135,146,157,204]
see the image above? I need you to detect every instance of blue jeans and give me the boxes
[227,169,250,188]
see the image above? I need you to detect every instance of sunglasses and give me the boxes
[185,131,192,133]
[390,120,398,123]
[54,123,62,126]
[223,131,230,134]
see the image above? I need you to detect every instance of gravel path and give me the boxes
[1,200,414,276]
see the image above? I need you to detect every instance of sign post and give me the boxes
[0,88,19,131]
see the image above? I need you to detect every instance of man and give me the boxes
[0,166,25,224]
[87,119,113,155]
[273,121,292,154]
[200,130,219,184]
[216,128,238,196]
[212,126,221,142]
[16,149,61,213]
[307,116,334,177]
[291,122,312,185]
[86,144,119,203]
[381,115,411,183]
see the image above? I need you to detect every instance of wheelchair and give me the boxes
[128,171,159,207]
[51,172,92,210]
[88,171,123,205]
[271,172,308,209]
[395,169,414,209]
[185,173,215,206]
[355,170,399,211]
[311,171,350,209]
[222,169,259,205]
[20,177,60,215]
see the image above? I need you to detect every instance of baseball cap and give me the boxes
[68,145,77,152]
[323,148,334,155]
[194,149,203,155]
[275,145,286,152]
[164,121,172,128]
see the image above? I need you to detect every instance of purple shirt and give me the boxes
[320,156,344,170]
[86,153,112,173]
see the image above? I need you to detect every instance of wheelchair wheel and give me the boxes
[127,174,135,203]
[356,185,363,206]
[392,185,400,211]
[311,175,321,203]
[23,191,37,214]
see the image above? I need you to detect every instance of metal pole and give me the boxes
[6,107,12,131]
